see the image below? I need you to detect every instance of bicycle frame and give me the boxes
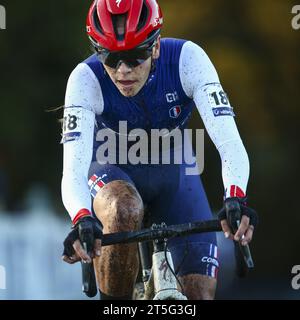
[142,238,187,300]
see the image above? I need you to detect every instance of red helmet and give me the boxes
[86,0,163,51]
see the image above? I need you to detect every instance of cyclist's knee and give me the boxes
[93,180,144,231]
[179,274,217,300]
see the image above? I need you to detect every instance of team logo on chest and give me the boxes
[169,105,182,118]
[166,91,179,103]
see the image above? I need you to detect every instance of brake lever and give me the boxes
[235,220,254,269]
[79,221,98,298]
[225,200,254,271]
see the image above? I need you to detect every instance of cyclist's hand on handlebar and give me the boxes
[62,216,103,264]
[218,197,258,246]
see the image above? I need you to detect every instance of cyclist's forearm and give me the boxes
[62,174,92,222]
[217,138,249,197]
[193,83,249,197]
[62,63,104,221]
[61,107,95,221]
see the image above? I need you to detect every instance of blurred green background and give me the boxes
[0,0,299,298]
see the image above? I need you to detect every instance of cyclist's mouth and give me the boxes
[117,80,137,88]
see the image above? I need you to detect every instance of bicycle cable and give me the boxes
[174,239,189,276]
[164,237,185,296]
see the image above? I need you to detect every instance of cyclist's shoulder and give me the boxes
[178,41,219,96]
[160,38,209,63]
[161,37,205,49]
[65,56,104,113]
[82,53,102,70]
[180,40,210,58]
[67,55,102,85]
[160,37,187,45]
[179,40,216,73]
[159,37,188,55]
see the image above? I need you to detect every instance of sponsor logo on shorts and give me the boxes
[201,256,219,268]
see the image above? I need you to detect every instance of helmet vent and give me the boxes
[93,7,104,35]
[112,14,127,41]
[137,1,149,32]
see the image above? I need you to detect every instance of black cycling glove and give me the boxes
[218,197,258,230]
[63,216,103,257]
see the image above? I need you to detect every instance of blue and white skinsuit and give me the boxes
[61,38,250,278]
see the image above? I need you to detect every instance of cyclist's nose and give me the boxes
[116,61,132,74]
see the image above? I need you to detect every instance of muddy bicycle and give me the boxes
[79,212,254,300]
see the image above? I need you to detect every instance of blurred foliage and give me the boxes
[0,0,299,276]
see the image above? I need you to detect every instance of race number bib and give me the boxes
[61,107,82,143]
[206,84,235,117]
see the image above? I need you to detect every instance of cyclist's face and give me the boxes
[103,38,160,97]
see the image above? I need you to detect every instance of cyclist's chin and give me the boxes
[116,82,143,97]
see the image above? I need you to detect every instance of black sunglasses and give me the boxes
[97,41,156,69]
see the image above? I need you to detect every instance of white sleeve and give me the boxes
[65,63,104,114]
[179,41,250,198]
[61,63,104,221]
